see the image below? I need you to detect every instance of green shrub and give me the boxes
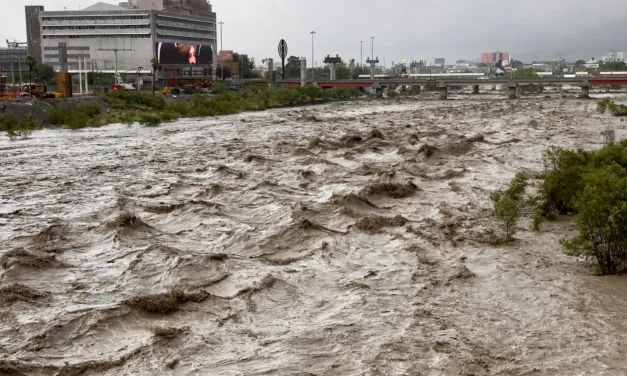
[211,82,229,95]
[387,90,398,98]
[164,101,192,116]
[79,101,102,116]
[532,209,544,232]
[598,98,627,116]
[1,116,39,139]
[490,172,528,211]
[65,111,89,129]
[47,106,66,125]
[561,165,627,275]
[540,148,588,217]
[537,141,627,274]
[23,85,361,133]
[490,172,528,241]
[103,90,166,110]
[495,196,520,240]
[139,114,162,126]
[159,112,180,122]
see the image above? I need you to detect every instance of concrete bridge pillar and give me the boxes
[300,57,307,87]
[375,87,383,98]
[367,57,379,80]
[414,85,421,95]
[491,85,497,91]
[508,85,517,99]
[473,85,480,94]
[580,85,590,99]
[439,86,448,100]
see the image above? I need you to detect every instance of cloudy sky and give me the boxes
[3,0,627,64]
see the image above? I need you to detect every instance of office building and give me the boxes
[481,51,510,64]
[119,0,215,19]
[0,48,28,85]
[26,1,217,83]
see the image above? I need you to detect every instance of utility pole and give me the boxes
[218,21,224,80]
[360,40,363,67]
[84,57,89,93]
[10,57,14,87]
[310,31,315,82]
[371,37,374,65]
[9,55,23,90]
[79,55,83,94]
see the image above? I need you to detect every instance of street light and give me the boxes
[371,37,374,64]
[9,55,23,90]
[218,21,224,80]
[360,40,363,67]
[310,31,315,82]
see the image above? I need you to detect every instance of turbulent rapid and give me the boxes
[2,93,627,375]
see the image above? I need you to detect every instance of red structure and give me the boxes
[218,50,234,66]
[591,74,627,86]
[481,52,510,64]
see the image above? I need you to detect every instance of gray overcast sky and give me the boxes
[3,0,627,64]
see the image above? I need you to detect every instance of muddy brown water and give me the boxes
[2,95,627,375]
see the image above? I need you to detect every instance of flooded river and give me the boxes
[2,94,627,375]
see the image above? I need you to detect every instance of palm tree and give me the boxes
[151,58,160,96]
[25,55,37,93]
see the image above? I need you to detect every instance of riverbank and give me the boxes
[0,85,361,136]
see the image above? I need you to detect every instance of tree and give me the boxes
[511,60,524,69]
[151,58,160,96]
[351,66,370,79]
[575,59,586,66]
[562,166,627,275]
[490,172,528,241]
[25,55,37,90]
[284,56,301,79]
[216,65,231,79]
[512,68,542,94]
[35,64,55,84]
[600,61,627,72]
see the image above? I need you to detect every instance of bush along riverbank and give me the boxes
[0,84,361,138]
[494,141,627,275]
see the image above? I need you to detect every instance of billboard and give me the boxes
[434,58,445,65]
[157,42,213,65]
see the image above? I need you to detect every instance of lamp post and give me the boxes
[310,31,315,82]
[371,37,374,64]
[218,21,224,80]
[360,40,363,67]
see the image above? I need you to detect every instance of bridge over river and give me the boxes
[272,76,627,99]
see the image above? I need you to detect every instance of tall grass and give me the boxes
[54,86,360,130]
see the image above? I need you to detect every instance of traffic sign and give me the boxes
[278,39,288,79]
[278,39,288,60]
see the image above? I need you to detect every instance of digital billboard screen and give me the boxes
[157,42,213,65]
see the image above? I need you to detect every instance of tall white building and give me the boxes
[26,2,217,83]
